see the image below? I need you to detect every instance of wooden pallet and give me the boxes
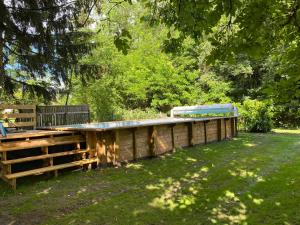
[0,130,96,190]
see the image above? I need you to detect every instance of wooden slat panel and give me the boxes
[0,135,84,152]
[2,122,35,128]
[155,125,172,155]
[1,149,94,165]
[0,130,76,140]
[36,104,90,127]
[174,124,189,147]
[0,113,35,119]
[0,105,36,110]
[135,127,149,159]
[5,158,97,179]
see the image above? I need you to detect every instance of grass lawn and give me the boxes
[0,130,300,225]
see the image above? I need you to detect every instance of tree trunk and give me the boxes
[0,30,4,89]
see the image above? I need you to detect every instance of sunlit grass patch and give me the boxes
[0,129,299,225]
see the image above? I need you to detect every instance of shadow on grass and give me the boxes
[0,131,300,225]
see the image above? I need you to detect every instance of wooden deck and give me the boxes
[0,130,91,190]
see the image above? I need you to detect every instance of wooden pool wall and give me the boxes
[85,117,238,165]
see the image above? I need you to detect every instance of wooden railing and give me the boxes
[0,105,36,129]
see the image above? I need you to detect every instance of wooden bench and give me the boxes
[0,130,96,190]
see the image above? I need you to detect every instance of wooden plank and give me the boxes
[0,130,76,140]
[2,121,35,128]
[0,113,35,119]
[5,158,98,180]
[1,149,94,165]
[0,105,36,110]
[0,135,85,152]
[173,124,189,148]
[134,127,149,159]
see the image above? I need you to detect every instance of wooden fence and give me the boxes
[0,104,90,129]
[36,105,90,127]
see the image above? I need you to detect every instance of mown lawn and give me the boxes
[1,130,300,225]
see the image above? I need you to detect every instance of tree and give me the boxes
[144,0,300,104]
[0,0,100,101]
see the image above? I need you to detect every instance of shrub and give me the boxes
[240,99,273,132]
[114,108,167,121]
[272,105,300,128]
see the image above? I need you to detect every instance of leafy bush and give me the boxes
[240,99,273,132]
[272,105,300,128]
[115,108,167,121]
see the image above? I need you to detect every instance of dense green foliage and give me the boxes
[1,1,299,129]
[1,130,300,224]
[240,99,273,132]
[66,3,231,121]
[145,0,300,104]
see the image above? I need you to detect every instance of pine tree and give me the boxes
[0,0,99,101]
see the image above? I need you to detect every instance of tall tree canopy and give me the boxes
[0,0,101,100]
[145,0,300,104]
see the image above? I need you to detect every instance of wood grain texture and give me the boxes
[173,124,189,148]
[0,135,85,152]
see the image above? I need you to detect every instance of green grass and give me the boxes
[1,129,300,225]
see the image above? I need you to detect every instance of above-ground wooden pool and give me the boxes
[0,104,238,189]
[48,116,238,163]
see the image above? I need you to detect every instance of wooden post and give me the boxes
[113,130,120,166]
[170,124,176,153]
[148,126,156,157]
[85,132,91,170]
[231,118,235,138]
[11,178,16,191]
[224,119,227,139]
[217,119,222,141]
[86,131,97,169]
[204,121,207,144]
[41,146,49,166]
[33,105,37,129]
[132,128,137,161]
[235,117,238,136]
[2,152,9,179]
[187,122,195,146]
[96,132,107,167]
